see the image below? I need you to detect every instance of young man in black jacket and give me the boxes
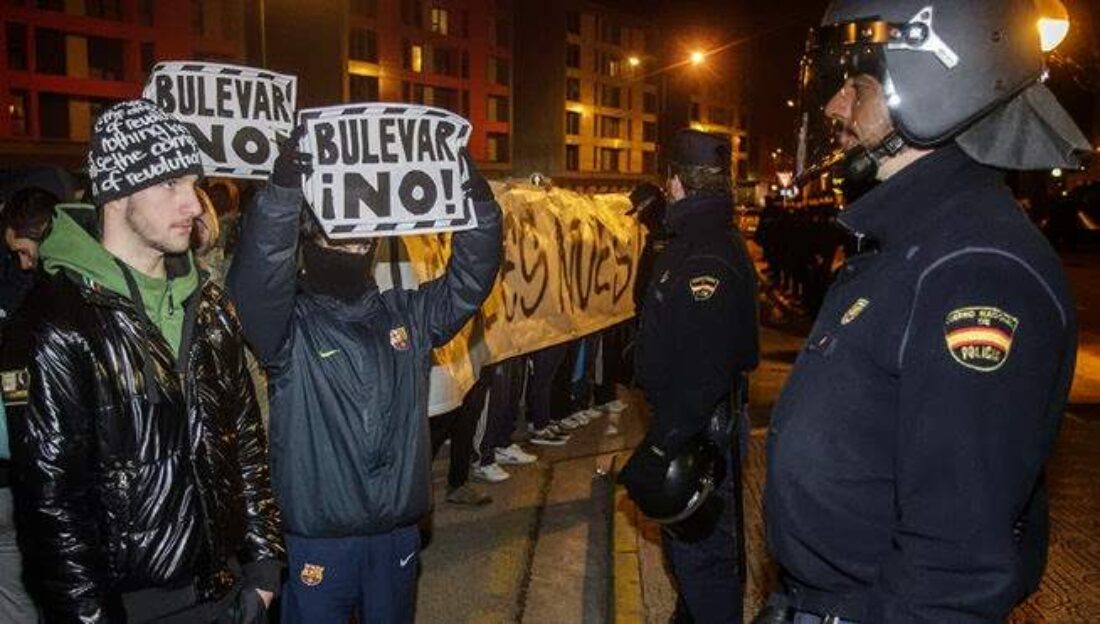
[9,99,283,623]
[227,131,502,622]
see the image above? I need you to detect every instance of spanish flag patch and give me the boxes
[944,306,1019,372]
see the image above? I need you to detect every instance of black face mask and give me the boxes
[300,237,376,301]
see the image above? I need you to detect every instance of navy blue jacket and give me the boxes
[765,146,1077,623]
[636,194,759,449]
[228,183,501,537]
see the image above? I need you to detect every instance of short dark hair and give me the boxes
[1,186,58,240]
[669,163,732,197]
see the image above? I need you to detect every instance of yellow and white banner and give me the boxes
[384,182,644,415]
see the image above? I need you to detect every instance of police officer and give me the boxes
[760,2,1089,622]
[621,129,760,623]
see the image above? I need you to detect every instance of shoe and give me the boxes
[599,399,626,414]
[495,444,537,465]
[546,422,573,439]
[529,427,568,446]
[446,484,492,506]
[472,462,511,483]
[558,415,583,430]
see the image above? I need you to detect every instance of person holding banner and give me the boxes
[9,99,283,623]
[619,129,760,623]
[227,126,502,623]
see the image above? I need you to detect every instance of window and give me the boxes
[565,144,579,171]
[407,43,424,72]
[34,0,64,10]
[35,29,67,75]
[599,21,621,45]
[486,132,509,163]
[350,28,378,63]
[401,0,423,27]
[6,23,27,70]
[88,37,125,81]
[565,78,581,102]
[488,57,509,86]
[566,11,580,35]
[643,121,657,143]
[141,42,156,76]
[8,90,28,136]
[193,0,205,35]
[461,51,469,78]
[642,150,656,174]
[432,87,459,113]
[85,0,122,19]
[351,0,377,17]
[433,47,457,76]
[565,111,581,136]
[599,115,621,139]
[38,93,69,139]
[643,91,658,114]
[350,75,379,101]
[690,102,701,121]
[493,19,511,48]
[709,106,732,126]
[565,44,581,69]
[430,7,448,35]
[488,95,509,123]
[139,0,155,25]
[461,90,469,116]
[598,148,620,172]
[602,55,621,78]
[403,81,427,104]
[600,85,621,108]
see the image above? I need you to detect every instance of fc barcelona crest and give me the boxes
[390,326,410,351]
[300,563,325,587]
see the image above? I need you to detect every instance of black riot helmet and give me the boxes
[796,0,1090,185]
[629,435,725,525]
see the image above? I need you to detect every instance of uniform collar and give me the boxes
[836,144,1004,248]
[666,194,732,237]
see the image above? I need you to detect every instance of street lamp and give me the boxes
[690,51,705,66]
[628,56,641,68]
[1035,0,1070,52]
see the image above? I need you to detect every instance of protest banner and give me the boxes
[143,62,297,179]
[391,183,643,414]
[296,104,476,239]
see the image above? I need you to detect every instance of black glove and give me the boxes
[271,125,313,189]
[617,437,671,501]
[215,587,267,624]
[460,148,494,202]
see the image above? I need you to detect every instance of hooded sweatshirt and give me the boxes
[39,204,198,357]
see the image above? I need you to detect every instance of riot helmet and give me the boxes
[795,0,1090,185]
[627,434,725,525]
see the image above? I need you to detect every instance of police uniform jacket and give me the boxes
[228,183,502,538]
[765,145,1077,623]
[636,193,759,450]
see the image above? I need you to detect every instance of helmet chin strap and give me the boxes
[842,130,907,182]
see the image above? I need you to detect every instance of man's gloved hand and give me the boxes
[460,148,494,202]
[617,434,673,502]
[629,182,664,213]
[271,125,313,189]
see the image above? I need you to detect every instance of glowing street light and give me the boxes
[786,99,796,108]
[1035,0,1070,52]
[690,51,706,65]
[628,56,641,67]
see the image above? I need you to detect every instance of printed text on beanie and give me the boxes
[88,99,204,204]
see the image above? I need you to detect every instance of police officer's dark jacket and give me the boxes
[636,193,759,450]
[765,145,1076,623]
[8,216,283,622]
[228,184,502,537]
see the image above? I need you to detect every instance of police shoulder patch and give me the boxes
[943,306,1019,372]
[689,275,720,301]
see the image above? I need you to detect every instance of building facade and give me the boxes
[1,0,246,166]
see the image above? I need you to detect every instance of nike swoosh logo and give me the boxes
[399,552,416,567]
[319,349,340,359]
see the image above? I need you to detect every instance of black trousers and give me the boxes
[431,369,492,489]
[526,343,569,429]
[478,357,526,465]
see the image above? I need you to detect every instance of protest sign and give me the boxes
[391,183,643,414]
[143,62,297,179]
[296,104,475,238]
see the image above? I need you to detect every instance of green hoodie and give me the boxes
[40,204,199,358]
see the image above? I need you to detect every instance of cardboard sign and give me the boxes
[297,104,475,238]
[143,62,297,179]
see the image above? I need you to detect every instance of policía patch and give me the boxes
[299,563,325,587]
[689,276,720,301]
[840,298,870,325]
[944,306,1019,372]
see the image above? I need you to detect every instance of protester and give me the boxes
[620,128,760,623]
[192,186,224,278]
[474,355,538,481]
[0,186,57,623]
[525,343,573,446]
[9,98,283,623]
[759,1,1088,621]
[227,128,502,622]
[431,365,494,505]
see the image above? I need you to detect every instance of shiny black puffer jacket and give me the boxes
[9,270,283,623]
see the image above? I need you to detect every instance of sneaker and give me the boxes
[472,462,512,483]
[558,415,584,430]
[495,444,537,465]
[546,422,573,439]
[446,483,492,506]
[529,426,568,446]
[599,399,627,414]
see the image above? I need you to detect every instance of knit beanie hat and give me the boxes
[87,99,204,205]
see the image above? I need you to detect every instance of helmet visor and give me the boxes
[795,20,895,185]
